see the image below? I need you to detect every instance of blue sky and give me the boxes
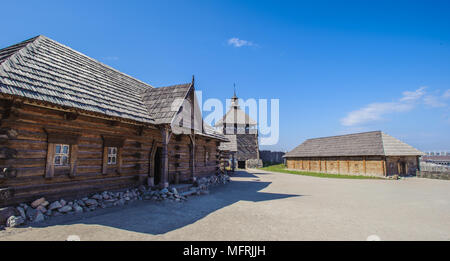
[1,0,450,152]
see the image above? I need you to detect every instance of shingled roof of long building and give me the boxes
[284,131,424,158]
[0,35,155,123]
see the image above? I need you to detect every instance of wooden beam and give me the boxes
[69,144,78,177]
[160,125,170,188]
[116,147,123,175]
[45,143,55,178]
[102,146,108,175]
[363,156,367,175]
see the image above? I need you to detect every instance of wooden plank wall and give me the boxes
[286,156,387,177]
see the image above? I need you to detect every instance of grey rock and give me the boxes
[77,200,86,207]
[25,207,37,220]
[85,199,98,206]
[36,205,47,213]
[48,201,62,210]
[60,199,66,207]
[58,205,72,213]
[31,197,46,208]
[6,216,25,227]
[92,194,103,200]
[52,211,62,217]
[32,211,45,223]
[16,206,26,219]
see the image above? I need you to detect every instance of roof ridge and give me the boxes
[37,35,154,89]
[156,82,192,89]
[307,130,382,141]
[0,35,41,68]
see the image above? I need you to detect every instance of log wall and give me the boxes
[0,100,221,206]
[286,156,420,177]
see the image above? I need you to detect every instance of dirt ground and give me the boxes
[1,169,449,241]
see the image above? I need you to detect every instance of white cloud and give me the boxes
[340,86,448,127]
[443,89,450,99]
[424,95,447,108]
[400,87,426,102]
[341,102,413,126]
[227,37,255,48]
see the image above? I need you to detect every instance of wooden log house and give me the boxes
[284,131,425,177]
[0,35,227,207]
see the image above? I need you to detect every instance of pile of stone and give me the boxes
[142,187,188,201]
[196,173,231,188]
[0,173,231,229]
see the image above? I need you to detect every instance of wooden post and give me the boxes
[102,146,108,175]
[319,159,322,172]
[148,140,156,186]
[69,144,78,177]
[45,143,55,178]
[160,125,170,188]
[189,132,196,182]
[347,159,350,174]
[116,147,123,175]
[337,159,340,173]
[363,156,367,175]
[231,152,236,172]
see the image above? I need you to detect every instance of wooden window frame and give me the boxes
[45,128,81,178]
[107,147,118,165]
[102,135,125,175]
[54,144,70,166]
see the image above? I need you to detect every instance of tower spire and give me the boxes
[231,83,239,107]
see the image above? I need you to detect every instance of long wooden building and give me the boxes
[0,35,227,207]
[284,131,424,177]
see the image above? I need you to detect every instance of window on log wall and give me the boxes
[54,144,70,166]
[44,128,81,179]
[102,135,125,175]
[107,147,118,165]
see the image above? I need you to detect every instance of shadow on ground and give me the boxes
[28,171,300,235]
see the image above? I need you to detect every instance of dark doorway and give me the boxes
[238,161,246,169]
[154,147,162,186]
[399,162,407,176]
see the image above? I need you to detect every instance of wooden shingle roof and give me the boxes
[0,35,227,141]
[218,135,238,152]
[284,131,424,158]
[0,35,154,123]
[141,83,192,124]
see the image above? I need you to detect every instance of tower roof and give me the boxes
[214,91,257,127]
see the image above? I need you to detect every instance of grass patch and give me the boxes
[259,164,384,180]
